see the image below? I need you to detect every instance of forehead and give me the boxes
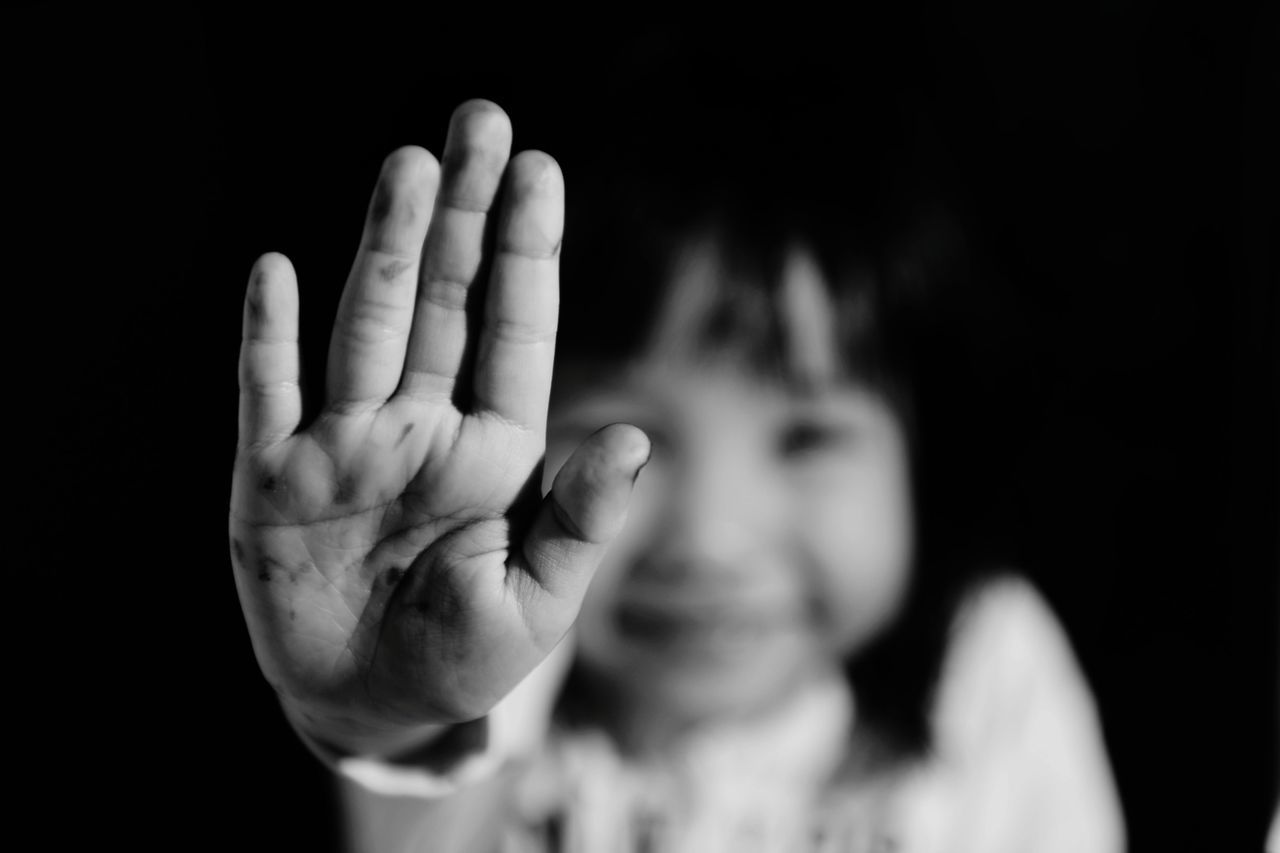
[640,238,848,384]
[556,232,879,390]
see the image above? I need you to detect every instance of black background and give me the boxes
[11,5,1275,851]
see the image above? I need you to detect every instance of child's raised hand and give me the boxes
[228,101,648,755]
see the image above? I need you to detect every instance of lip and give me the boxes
[614,579,801,612]
[612,599,803,659]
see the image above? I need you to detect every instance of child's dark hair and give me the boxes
[550,40,1014,762]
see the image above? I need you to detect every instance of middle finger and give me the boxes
[398,99,513,403]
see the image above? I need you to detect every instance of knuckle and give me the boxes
[418,276,470,312]
[487,318,556,346]
[343,310,401,346]
[240,376,300,396]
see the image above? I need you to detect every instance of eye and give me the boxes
[776,418,861,459]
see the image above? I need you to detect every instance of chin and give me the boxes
[625,633,825,725]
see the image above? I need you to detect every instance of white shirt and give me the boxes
[332,575,1127,852]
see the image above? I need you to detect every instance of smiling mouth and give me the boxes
[612,601,801,658]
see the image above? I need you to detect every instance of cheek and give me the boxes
[799,460,914,652]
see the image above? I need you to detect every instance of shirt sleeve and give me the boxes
[327,635,575,798]
[294,638,574,853]
[893,574,1128,853]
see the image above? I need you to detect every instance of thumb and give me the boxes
[519,423,650,606]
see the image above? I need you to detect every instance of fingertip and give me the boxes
[251,251,295,283]
[507,150,563,197]
[548,423,649,544]
[246,252,297,322]
[438,102,513,214]
[449,99,514,147]
[372,148,441,229]
[596,422,651,477]
[382,145,441,182]
[494,151,564,260]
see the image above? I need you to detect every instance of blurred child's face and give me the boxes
[545,245,914,732]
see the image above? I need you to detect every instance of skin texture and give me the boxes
[229,101,649,756]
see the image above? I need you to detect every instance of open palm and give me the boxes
[228,101,647,755]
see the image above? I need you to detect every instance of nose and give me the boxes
[629,437,781,584]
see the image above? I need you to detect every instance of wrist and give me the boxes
[279,695,452,761]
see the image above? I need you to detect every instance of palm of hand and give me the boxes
[229,101,646,750]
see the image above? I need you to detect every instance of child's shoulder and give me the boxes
[945,571,1072,665]
[932,570,1100,756]
[886,572,1126,851]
